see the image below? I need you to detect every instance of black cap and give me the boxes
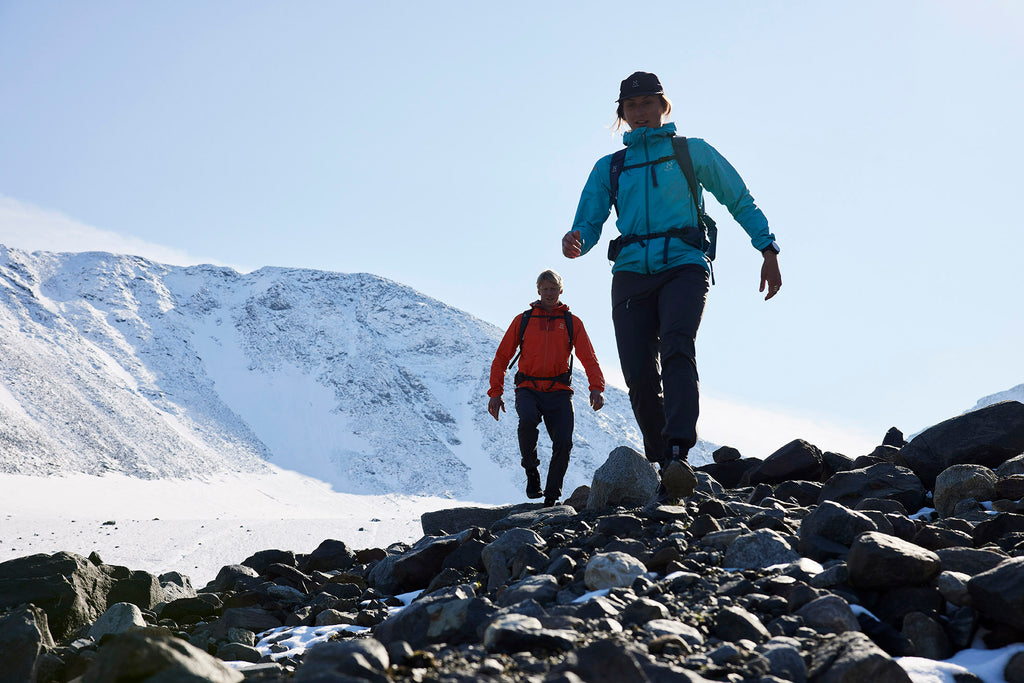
[617,71,664,102]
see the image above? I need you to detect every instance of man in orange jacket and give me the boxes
[488,270,605,506]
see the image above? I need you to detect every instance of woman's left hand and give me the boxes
[562,230,582,259]
[760,252,782,300]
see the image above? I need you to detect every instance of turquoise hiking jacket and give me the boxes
[571,122,775,275]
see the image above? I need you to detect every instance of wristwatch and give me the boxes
[761,241,780,255]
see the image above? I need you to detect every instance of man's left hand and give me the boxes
[589,390,604,411]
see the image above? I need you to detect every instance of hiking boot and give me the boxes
[661,459,697,500]
[525,468,543,499]
[543,495,558,507]
[661,444,696,500]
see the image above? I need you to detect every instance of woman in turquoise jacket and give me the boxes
[562,71,782,500]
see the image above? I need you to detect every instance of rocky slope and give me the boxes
[3,400,1024,682]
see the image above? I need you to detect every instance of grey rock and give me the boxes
[805,630,912,683]
[818,463,927,514]
[568,639,648,682]
[217,641,262,663]
[936,546,1009,575]
[644,618,705,646]
[798,500,877,562]
[293,638,390,683]
[88,602,146,641]
[0,605,56,683]
[586,446,659,509]
[209,563,259,592]
[1006,651,1024,683]
[795,594,860,634]
[723,528,800,569]
[620,597,671,626]
[498,574,560,607]
[0,551,113,641]
[368,531,465,595]
[933,464,999,517]
[482,613,577,654]
[847,532,941,589]
[968,556,1024,630]
[583,551,647,590]
[158,571,196,603]
[740,439,823,487]
[899,400,1024,489]
[713,605,770,643]
[902,611,952,660]
[421,502,538,536]
[481,528,546,592]
[758,636,807,683]
[80,627,243,683]
[935,571,973,607]
[300,539,357,573]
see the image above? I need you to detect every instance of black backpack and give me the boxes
[606,135,718,266]
[507,308,575,390]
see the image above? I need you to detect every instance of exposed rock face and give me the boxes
[899,401,1024,489]
[5,401,1024,682]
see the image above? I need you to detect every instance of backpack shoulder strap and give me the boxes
[564,311,574,345]
[609,149,627,214]
[508,309,533,370]
[672,136,702,216]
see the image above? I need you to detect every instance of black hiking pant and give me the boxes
[515,388,574,499]
[611,264,709,466]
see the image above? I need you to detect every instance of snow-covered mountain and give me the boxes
[971,383,1024,412]
[0,245,714,502]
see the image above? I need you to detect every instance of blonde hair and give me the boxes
[536,269,563,288]
[614,94,673,131]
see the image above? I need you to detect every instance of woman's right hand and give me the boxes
[562,230,582,259]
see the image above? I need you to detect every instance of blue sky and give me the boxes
[2,1,1022,458]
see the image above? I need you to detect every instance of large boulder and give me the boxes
[933,464,999,518]
[0,605,55,683]
[368,530,479,595]
[421,503,538,536]
[847,532,942,589]
[817,463,927,514]
[899,401,1024,489]
[740,439,823,487]
[968,557,1024,630]
[586,446,659,510]
[0,552,113,641]
[80,627,243,682]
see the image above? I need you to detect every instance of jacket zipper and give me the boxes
[642,131,653,274]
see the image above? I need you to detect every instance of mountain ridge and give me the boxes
[0,245,715,502]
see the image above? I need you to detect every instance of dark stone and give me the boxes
[0,551,113,641]
[79,627,242,682]
[740,439,823,487]
[0,605,56,683]
[899,401,1024,489]
[299,539,357,573]
[968,557,1024,630]
[818,463,927,513]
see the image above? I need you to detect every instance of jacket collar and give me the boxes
[622,121,677,148]
[530,300,569,314]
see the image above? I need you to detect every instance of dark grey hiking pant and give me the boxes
[611,264,709,466]
[515,388,574,499]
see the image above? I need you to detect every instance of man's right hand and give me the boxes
[562,230,582,259]
[487,396,505,421]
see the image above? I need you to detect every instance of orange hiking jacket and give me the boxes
[488,301,605,397]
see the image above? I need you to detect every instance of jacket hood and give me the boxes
[622,121,677,148]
